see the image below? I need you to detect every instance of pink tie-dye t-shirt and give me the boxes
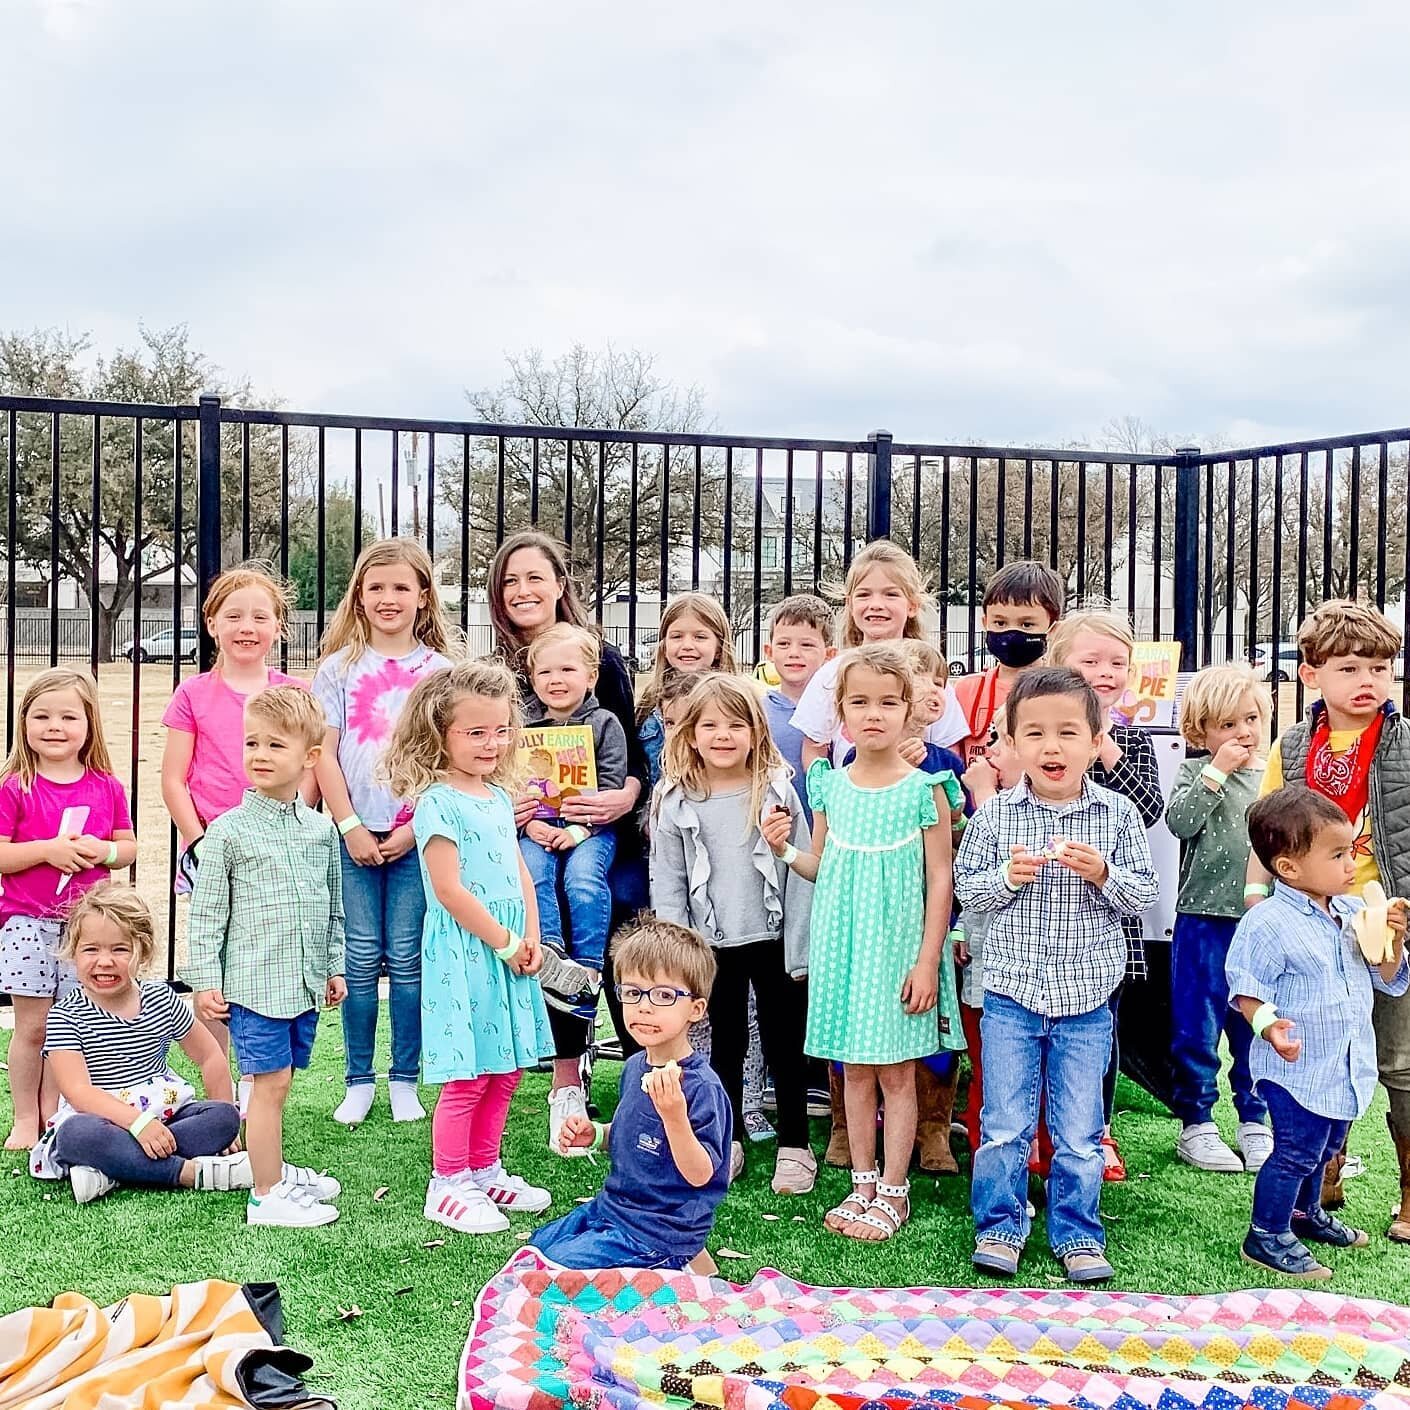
[312,644,450,830]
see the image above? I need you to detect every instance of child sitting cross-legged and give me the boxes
[1228,786,1409,1280]
[536,918,732,1270]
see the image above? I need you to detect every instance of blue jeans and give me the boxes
[340,844,425,1086]
[520,831,616,972]
[54,1102,240,1188]
[971,992,1112,1256]
[1251,1081,1349,1235]
[1170,913,1266,1126]
[530,1198,689,1270]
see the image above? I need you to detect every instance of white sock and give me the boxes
[333,1085,376,1125]
[389,1081,425,1123]
[237,1077,252,1120]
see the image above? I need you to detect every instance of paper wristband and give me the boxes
[1000,859,1019,891]
[780,843,799,866]
[496,930,523,964]
[564,825,591,845]
[104,841,119,866]
[129,1110,156,1138]
[1243,883,1270,899]
[1201,763,1228,787]
[1251,1002,1279,1039]
[336,814,363,837]
[588,1121,606,1152]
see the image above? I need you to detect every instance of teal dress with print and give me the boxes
[805,759,942,1064]
[413,782,553,1084]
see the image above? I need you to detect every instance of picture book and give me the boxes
[520,724,597,821]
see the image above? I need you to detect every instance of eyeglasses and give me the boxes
[447,727,514,741]
[615,984,697,1008]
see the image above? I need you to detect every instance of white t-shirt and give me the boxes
[790,654,969,763]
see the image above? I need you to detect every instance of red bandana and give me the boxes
[1306,701,1389,824]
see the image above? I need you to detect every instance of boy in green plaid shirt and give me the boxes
[184,687,347,1229]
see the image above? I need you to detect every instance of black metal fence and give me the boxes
[2,391,1407,971]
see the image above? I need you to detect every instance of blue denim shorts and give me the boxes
[228,1004,319,1075]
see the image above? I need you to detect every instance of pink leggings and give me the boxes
[432,1071,523,1177]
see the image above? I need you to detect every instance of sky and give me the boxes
[7,0,1410,453]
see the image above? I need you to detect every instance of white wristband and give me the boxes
[780,844,799,866]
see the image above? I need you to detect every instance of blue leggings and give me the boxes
[54,1102,240,1188]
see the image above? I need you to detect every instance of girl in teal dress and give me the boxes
[385,660,554,1238]
[765,643,953,1244]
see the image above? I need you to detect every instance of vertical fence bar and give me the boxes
[939,455,952,624]
[353,429,364,562]
[563,439,575,552]
[1075,462,1089,603]
[1322,449,1334,599]
[1126,465,1138,633]
[1152,463,1164,641]
[1102,465,1113,602]
[240,422,251,561]
[1022,457,1033,559]
[811,451,823,595]
[316,427,327,639]
[169,419,185,979]
[89,414,100,676]
[995,458,1006,570]
[426,432,436,557]
[1248,454,1261,662]
[691,446,703,592]
[723,447,734,618]
[1403,442,1410,710]
[751,446,764,659]
[594,442,605,624]
[1376,440,1389,608]
[390,429,400,537]
[1047,460,1060,571]
[866,430,892,543]
[910,453,921,561]
[1271,453,1285,735]
[496,437,507,546]
[1296,450,1310,719]
[1201,458,1215,663]
[842,452,854,570]
[1349,443,1361,598]
[129,419,142,882]
[1174,448,1200,670]
[530,437,540,527]
[460,434,471,637]
[278,425,289,674]
[659,444,670,612]
[196,397,223,650]
[783,447,795,596]
[5,410,16,747]
[48,413,60,667]
[966,458,978,669]
[628,443,639,661]
[1223,460,1236,664]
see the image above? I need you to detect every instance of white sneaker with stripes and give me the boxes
[424,1175,510,1234]
[467,1164,551,1212]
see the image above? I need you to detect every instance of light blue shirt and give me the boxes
[1226,882,1410,1121]
[764,689,810,827]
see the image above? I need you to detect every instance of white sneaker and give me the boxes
[247,1180,339,1227]
[424,1175,510,1234]
[467,1164,552,1212]
[282,1163,341,1201]
[237,1077,252,1121]
[70,1165,117,1205]
[333,1085,376,1126]
[1344,1154,1367,1179]
[389,1081,426,1123]
[729,1140,745,1184]
[549,1086,589,1157]
[1237,1122,1276,1174]
[193,1152,254,1191]
[1177,1122,1244,1172]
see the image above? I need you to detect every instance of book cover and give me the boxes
[520,724,597,821]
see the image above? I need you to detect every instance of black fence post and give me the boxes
[1174,444,1201,671]
[197,393,222,672]
[866,428,893,542]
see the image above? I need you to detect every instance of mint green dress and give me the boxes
[805,759,943,1064]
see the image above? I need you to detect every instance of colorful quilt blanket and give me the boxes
[459,1251,1410,1410]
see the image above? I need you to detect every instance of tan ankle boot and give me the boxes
[824,1066,850,1168]
[915,1061,960,1175]
[1387,1109,1410,1242]
[1320,1148,1346,1211]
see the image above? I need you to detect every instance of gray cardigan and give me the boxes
[649,770,813,978]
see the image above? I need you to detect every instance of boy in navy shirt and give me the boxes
[535,918,730,1269]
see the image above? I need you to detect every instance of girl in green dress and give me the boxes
[764,643,952,1243]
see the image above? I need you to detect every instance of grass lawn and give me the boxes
[6,1015,1410,1410]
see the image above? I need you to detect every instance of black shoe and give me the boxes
[1240,1227,1333,1280]
[1291,1207,1370,1248]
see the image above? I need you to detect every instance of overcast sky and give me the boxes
[7,0,1410,452]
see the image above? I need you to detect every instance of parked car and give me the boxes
[1250,641,1299,682]
[119,627,199,663]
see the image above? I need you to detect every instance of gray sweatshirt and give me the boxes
[649,770,813,978]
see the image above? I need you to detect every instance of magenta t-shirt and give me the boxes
[0,770,133,923]
[161,670,308,830]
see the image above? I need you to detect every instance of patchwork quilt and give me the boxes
[459,1251,1410,1410]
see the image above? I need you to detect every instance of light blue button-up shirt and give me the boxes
[1226,881,1410,1120]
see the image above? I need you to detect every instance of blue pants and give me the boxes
[54,1102,240,1188]
[971,992,1112,1256]
[1251,1081,1349,1235]
[1170,913,1265,1126]
[340,844,425,1086]
[530,1198,692,1270]
[520,831,616,973]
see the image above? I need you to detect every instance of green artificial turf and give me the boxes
[5,1014,1410,1409]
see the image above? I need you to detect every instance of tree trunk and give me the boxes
[96,601,119,665]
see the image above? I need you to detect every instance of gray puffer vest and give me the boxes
[1279,703,1410,895]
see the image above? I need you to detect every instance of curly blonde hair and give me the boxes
[318,538,458,665]
[1179,665,1271,749]
[832,541,933,648]
[58,883,156,972]
[383,658,523,799]
[1,669,115,791]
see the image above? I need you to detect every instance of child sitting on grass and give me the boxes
[35,884,250,1205]
[1228,786,1409,1281]
[539,918,731,1270]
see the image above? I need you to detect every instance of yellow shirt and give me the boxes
[1263,729,1379,895]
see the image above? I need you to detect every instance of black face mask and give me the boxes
[986,629,1047,669]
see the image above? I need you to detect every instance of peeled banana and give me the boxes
[1353,881,1397,965]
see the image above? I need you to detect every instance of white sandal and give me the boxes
[825,1168,877,1233]
[846,1179,911,1242]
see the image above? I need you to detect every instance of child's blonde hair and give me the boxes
[58,883,156,972]
[526,623,601,676]
[202,562,296,649]
[1044,608,1136,667]
[246,685,327,750]
[611,916,717,1000]
[659,672,782,827]
[383,658,523,798]
[318,538,457,665]
[832,643,915,716]
[1297,599,1403,667]
[835,541,931,648]
[637,593,736,725]
[1,668,115,790]
[1178,665,1271,749]
[904,638,948,679]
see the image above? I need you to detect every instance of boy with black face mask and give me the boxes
[955,562,1066,787]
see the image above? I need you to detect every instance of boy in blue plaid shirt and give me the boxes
[1227,786,1408,1280]
[955,668,1157,1285]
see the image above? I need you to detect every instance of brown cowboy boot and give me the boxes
[915,1061,960,1175]
[824,1065,851,1168]
[1387,1100,1410,1242]
[1320,1147,1347,1211]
